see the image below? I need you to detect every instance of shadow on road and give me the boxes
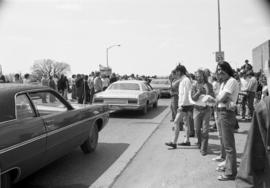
[15,143,129,188]
[110,105,167,119]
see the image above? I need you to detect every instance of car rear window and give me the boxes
[108,83,140,90]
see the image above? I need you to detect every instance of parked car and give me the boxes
[0,84,110,188]
[93,80,159,114]
[150,78,171,98]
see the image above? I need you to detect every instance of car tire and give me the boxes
[1,173,12,188]
[80,123,99,154]
[153,100,158,108]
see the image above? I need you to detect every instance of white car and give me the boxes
[93,80,159,114]
[150,78,171,98]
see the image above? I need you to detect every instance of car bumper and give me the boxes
[108,104,144,112]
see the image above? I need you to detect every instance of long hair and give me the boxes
[196,69,208,83]
[175,63,188,76]
[216,61,234,77]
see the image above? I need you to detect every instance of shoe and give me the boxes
[201,151,207,156]
[189,133,195,137]
[165,142,177,149]
[218,160,226,167]
[216,166,225,172]
[212,156,225,162]
[178,142,191,146]
[217,174,235,181]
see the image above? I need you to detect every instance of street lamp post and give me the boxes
[106,44,121,68]
[217,0,221,52]
[215,0,224,63]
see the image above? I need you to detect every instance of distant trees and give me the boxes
[31,59,70,80]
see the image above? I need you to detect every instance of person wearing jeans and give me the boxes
[191,69,214,156]
[211,61,239,181]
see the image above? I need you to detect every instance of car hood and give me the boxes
[151,84,170,89]
[95,90,143,98]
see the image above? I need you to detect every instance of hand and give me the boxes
[172,125,175,131]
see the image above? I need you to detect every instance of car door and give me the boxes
[0,93,46,179]
[28,90,89,164]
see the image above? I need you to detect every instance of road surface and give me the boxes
[15,99,170,188]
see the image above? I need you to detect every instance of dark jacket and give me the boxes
[236,96,270,188]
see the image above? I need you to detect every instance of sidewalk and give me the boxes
[112,112,250,188]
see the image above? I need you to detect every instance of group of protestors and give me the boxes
[165,59,269,185]
[0,70,154,105]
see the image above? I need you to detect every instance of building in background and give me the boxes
[252,40,270,72]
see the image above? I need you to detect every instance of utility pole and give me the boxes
[217,0,221,52]
[216,0,224,63]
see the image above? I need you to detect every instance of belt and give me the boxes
[194,105,208,111]
[217,107,234,112]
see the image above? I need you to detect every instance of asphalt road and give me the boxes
[15,98,171,188]
[112,107,250,188]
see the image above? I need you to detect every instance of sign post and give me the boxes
[215,51,224,63]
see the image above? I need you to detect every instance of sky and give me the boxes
[0,0,269,76]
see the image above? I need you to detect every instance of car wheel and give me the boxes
[1,173,12,188]
[153,100,158,108]
[80,123,99,154]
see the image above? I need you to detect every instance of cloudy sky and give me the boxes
[0,0,269,76]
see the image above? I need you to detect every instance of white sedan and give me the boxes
[93,80,159,114]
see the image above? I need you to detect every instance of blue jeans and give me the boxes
[217,110,237,176]
[193,107,211,153]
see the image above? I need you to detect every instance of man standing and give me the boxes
[165,64,193,149]
[94,72,103,94]
[214,61,239,181]
[41,75,49,103]
[246,71,258,120]
[236,60,270,188]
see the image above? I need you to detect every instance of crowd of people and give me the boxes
[0,71,153,105]
[1,59,269,186]
[165,59,269,184]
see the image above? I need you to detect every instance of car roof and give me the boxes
[112,80,146,84]
[0,83,46,98]
[0,84,49,123]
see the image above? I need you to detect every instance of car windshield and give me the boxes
[151,80,170,85]
[108,83,140,90]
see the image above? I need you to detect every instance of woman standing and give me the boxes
[191,69,214,156]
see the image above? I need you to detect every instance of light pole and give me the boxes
[215,0,224,63]
[106,44,121,68]
[217,0,221,52]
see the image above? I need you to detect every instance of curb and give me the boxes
[89,106,171,188]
